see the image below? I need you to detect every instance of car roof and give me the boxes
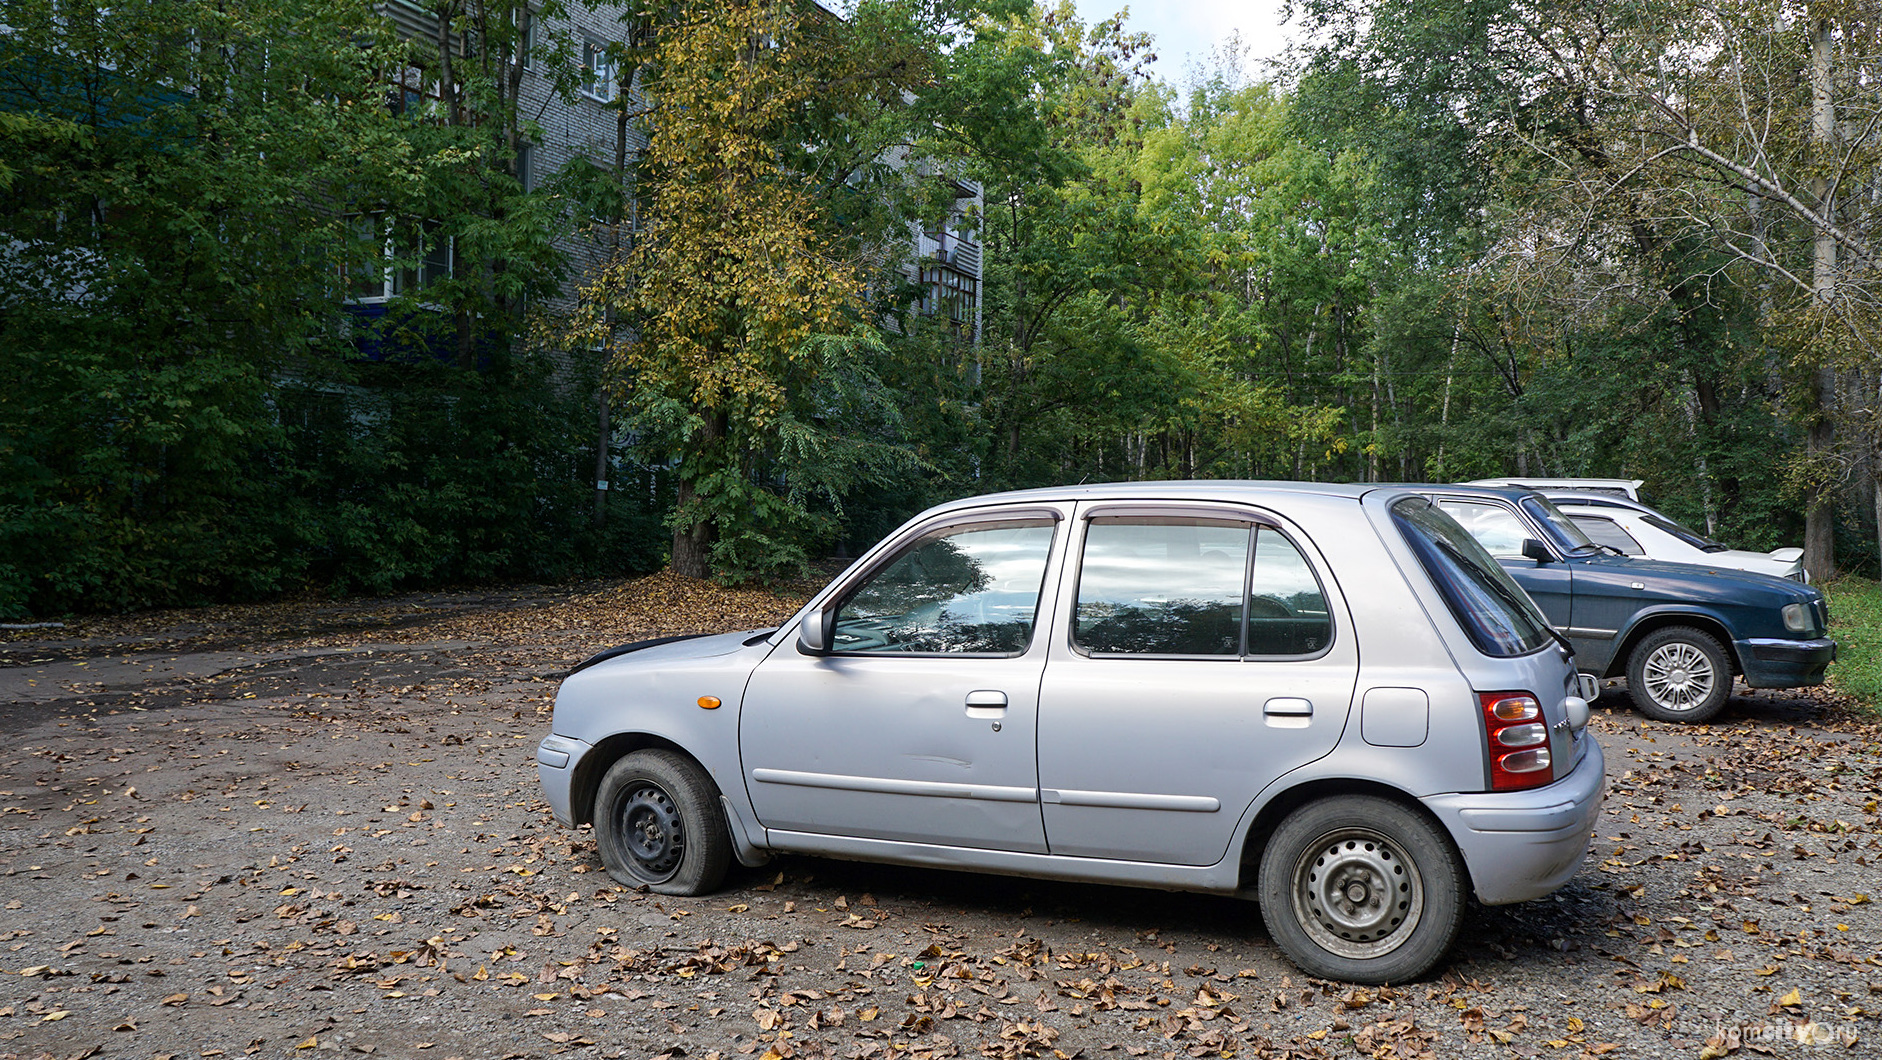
[1393,483,1543,503]
[1465,477,1642,498]
[918,479,1393,515]
[918,481,1559,525]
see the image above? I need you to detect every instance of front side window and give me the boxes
[833,519,1056,655]
[1393,498,1553,658]
[1074,516,1334,658]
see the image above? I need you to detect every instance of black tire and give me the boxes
[1257,795,1465,984]
[593,749,732,896]
[1625,626,1731,723]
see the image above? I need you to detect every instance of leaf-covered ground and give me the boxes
[1,575,1877,1060]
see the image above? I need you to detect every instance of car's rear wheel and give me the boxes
[1257,795,1464,984]
[1626,626,1730,723]
[593,750,731,895]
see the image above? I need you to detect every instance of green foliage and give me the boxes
[2,0,1861,613]
[0,0,657,618]
[1822,578,1882,712]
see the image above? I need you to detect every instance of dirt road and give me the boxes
[2,577,1877,1059]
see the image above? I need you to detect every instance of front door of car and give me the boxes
[739,509,1066,853]
[1034,506,1357,866]
[1434,498,1575,629]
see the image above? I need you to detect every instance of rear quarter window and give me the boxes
[1392,497,1554,658]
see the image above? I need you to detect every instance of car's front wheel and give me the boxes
[1257,795,1464,984]
[593,750,732,896]
[1625,626,1730,723]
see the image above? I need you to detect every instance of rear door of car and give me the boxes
[1032,502,1357,865]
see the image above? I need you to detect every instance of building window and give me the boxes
[514,142,534,193]
[581,39,616,102]
[919,265,978,337]
[345,214,452,302]
[385,64,438,117]
[508,8,534,70]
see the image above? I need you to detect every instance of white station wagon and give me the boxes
[538,483,1605,983]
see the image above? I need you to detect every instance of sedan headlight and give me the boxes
[1781,602,1811,633]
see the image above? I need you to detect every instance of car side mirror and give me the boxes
[797,607,834,655]
[1521,539,1553,563]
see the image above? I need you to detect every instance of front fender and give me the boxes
[545,637,774,852]
[1603,606,1741,677]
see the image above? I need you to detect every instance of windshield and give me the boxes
[1643,513,1727,552]
[1392,497,1555,658]
[1520,495,1599,554]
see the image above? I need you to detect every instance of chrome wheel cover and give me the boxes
[1641,640,1716,713]
[1290,827,1424,959]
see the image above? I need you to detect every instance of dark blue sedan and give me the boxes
[1421,486,1834,723]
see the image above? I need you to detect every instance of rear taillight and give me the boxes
[1480,692,1553,791]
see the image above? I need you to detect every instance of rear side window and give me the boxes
[1076,518,1249,655]
[1074,516,1333,657]
[1392,498,1553,657]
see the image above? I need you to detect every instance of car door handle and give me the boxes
[1263,697,1313,717]
[965,690,1007,718]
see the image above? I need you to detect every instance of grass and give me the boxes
[1822,576,1882,712]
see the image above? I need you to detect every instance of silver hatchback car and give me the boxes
[538,482,1604,983]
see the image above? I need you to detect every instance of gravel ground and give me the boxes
[1,576,1878,1060]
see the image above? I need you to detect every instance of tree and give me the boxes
[0,0,631,615]
[582,0,956,580]
[1289,0,1879,560]
[0,0,412,612]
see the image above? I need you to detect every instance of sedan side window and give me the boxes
[833,520,1056,655]
[1570,515,1643,555]
[1437,500,1530,558]
[1076,518,1251,655]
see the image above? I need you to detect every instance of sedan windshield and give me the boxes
[1643,513,1727,553]
[1520,495,1601,555]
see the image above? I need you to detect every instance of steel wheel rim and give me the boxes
[618,782,684,883]
[1290,827,1424,959]
[1642,641,1715,713]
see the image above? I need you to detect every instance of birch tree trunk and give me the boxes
[1802,10,1838,581]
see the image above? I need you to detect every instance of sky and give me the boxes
[1069,0,1298,87]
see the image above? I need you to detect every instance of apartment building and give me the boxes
[366,0,981,345]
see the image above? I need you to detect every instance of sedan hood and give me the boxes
[567,628,772,677]
[1572,553,1814,605]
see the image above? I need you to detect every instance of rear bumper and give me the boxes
[1737,637,1836,689]
[1422,737,1605,906]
